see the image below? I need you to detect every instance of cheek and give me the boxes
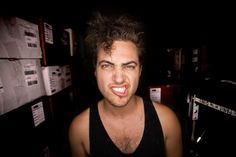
[133,74,140,84]
[127,73,140,85]
[96,72,108,84]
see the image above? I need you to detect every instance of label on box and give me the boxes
[31,102,45,127]
[0,77,4,94]
[24,63,38,86]
[44,22,53,44]
[24,28,38,48]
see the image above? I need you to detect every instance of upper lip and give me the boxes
[111,84,127,88]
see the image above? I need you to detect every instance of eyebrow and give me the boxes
[122,61,138,66]
[98,60,138,66]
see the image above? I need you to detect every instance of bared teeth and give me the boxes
[112,87,125,93]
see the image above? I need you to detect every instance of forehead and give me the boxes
[97,41,139,62]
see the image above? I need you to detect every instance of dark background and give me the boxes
[1,2,236,157]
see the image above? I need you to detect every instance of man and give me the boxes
[69,11,182,157]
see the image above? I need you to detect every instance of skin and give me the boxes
[69,41,182,157]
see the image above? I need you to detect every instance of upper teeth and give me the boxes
[113,87,125,93]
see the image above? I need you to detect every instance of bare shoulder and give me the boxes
[152,102,182,137]
[152,101,183,157]
[69,108,90,156]
[152,102,179,122]
[69,108,90,133]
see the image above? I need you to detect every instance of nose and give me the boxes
[112,67,125,84]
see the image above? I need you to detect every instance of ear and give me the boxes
[139,65,142,76]
[94,70,97,77]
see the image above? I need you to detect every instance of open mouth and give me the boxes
[112,87,127,97]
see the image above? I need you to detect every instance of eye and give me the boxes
[124,64,136,70]
[100,63,113,70]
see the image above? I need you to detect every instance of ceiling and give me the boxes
[3,2,235,48]
[56,3,235,48]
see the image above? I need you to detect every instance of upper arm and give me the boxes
[69,109,90,157]
[154,103,183,157]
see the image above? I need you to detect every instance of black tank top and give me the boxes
[89,97,166,157]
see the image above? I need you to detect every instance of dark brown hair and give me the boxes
[84,11,146,67]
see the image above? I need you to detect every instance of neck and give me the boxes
[100,96,140,118]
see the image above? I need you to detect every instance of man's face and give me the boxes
[95,41,142,107]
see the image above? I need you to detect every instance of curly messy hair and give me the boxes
[84,11,146,67]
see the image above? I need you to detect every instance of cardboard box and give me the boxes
[41,66,64,96]
[61,64,72,89]
[0,59,46,115]
[0,16,42,59]
[41,65,72,96]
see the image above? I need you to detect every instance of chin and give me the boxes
[110,96,131,107]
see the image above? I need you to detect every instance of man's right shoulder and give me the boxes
[69,108,90,156]
[70,108,90,129]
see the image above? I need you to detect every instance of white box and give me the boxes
[0,59,46,115]
[0,16,42,58]
[65,28,77,56]
[41,66,64,96]
[149,87,161,103]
